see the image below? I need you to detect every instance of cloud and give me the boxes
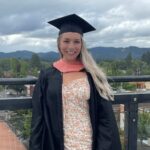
[0,33,57,52]
[99,19,150,39]
[0,0,150,52]
[0,13,44,35]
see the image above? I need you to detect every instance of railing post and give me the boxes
[125,96,138,150]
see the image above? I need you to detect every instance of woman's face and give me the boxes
[58,32,82,62]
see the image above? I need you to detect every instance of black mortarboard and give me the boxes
[48,14,96,35]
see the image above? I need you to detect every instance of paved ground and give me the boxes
[0,121,26,150]
[137,143,150,150]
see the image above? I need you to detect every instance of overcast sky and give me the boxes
[0,0,150,53]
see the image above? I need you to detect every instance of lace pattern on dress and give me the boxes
[62,77,92,150]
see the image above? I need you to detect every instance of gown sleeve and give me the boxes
[29,70,45,150]
[96,97,122,150]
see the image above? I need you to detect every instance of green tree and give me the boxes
[109,61,123,76]
[125,52,133,67]
[138,111,150,145]
[122,83,136,91]
[0,58,11,71]
[30,53,41,69]
[132,60,144,75]
[11,58,21,76]
[20,60,29,76]
[141,51,150,65]
[0,68,3,77]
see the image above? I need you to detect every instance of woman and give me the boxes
[29,14,122,150]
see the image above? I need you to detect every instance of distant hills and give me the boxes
[0,46,150,61]
[89,46,150,60]
[0,50,59,61]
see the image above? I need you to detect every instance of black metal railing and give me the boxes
[0,75,150,150]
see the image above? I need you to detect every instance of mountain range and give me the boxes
[0,46,150,61]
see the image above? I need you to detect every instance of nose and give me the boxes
[68,42,75,50]
[69,42,74,47]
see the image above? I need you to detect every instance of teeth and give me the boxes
[67,51,75,54]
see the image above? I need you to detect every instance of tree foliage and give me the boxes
[138,111,150,143]
[30,53,41,69]
[9,110,32,139]
[125,52,132,67]
[11,58,21,77]
[141,51,150,65]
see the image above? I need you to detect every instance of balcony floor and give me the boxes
[0,121,26,150]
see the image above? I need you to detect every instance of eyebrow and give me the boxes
[63,37,81,40]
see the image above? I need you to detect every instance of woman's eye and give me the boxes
[64,41,69,43]
[75,41,80,44]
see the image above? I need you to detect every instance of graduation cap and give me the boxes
[48,14,96,35]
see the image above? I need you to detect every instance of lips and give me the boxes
[66,49,76,55]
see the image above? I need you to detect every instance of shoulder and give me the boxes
[38,65,61,81]
[39,65,58,76]
[35,66,61,89]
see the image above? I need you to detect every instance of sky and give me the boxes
[0,0,150,53]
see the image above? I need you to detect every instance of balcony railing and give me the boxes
[0,75,150,150]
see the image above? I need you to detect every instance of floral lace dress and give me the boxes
[62,77,93,150]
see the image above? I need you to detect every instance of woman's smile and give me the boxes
[58,32,82,62]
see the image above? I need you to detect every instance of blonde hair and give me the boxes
[57,35,114,101]
[80,39,114,100]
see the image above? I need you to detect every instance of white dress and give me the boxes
[62,77,93,150]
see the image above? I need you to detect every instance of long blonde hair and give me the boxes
[80,39,114,100]
[57,35,114,101]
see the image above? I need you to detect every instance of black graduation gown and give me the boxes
[29,67,122,150]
